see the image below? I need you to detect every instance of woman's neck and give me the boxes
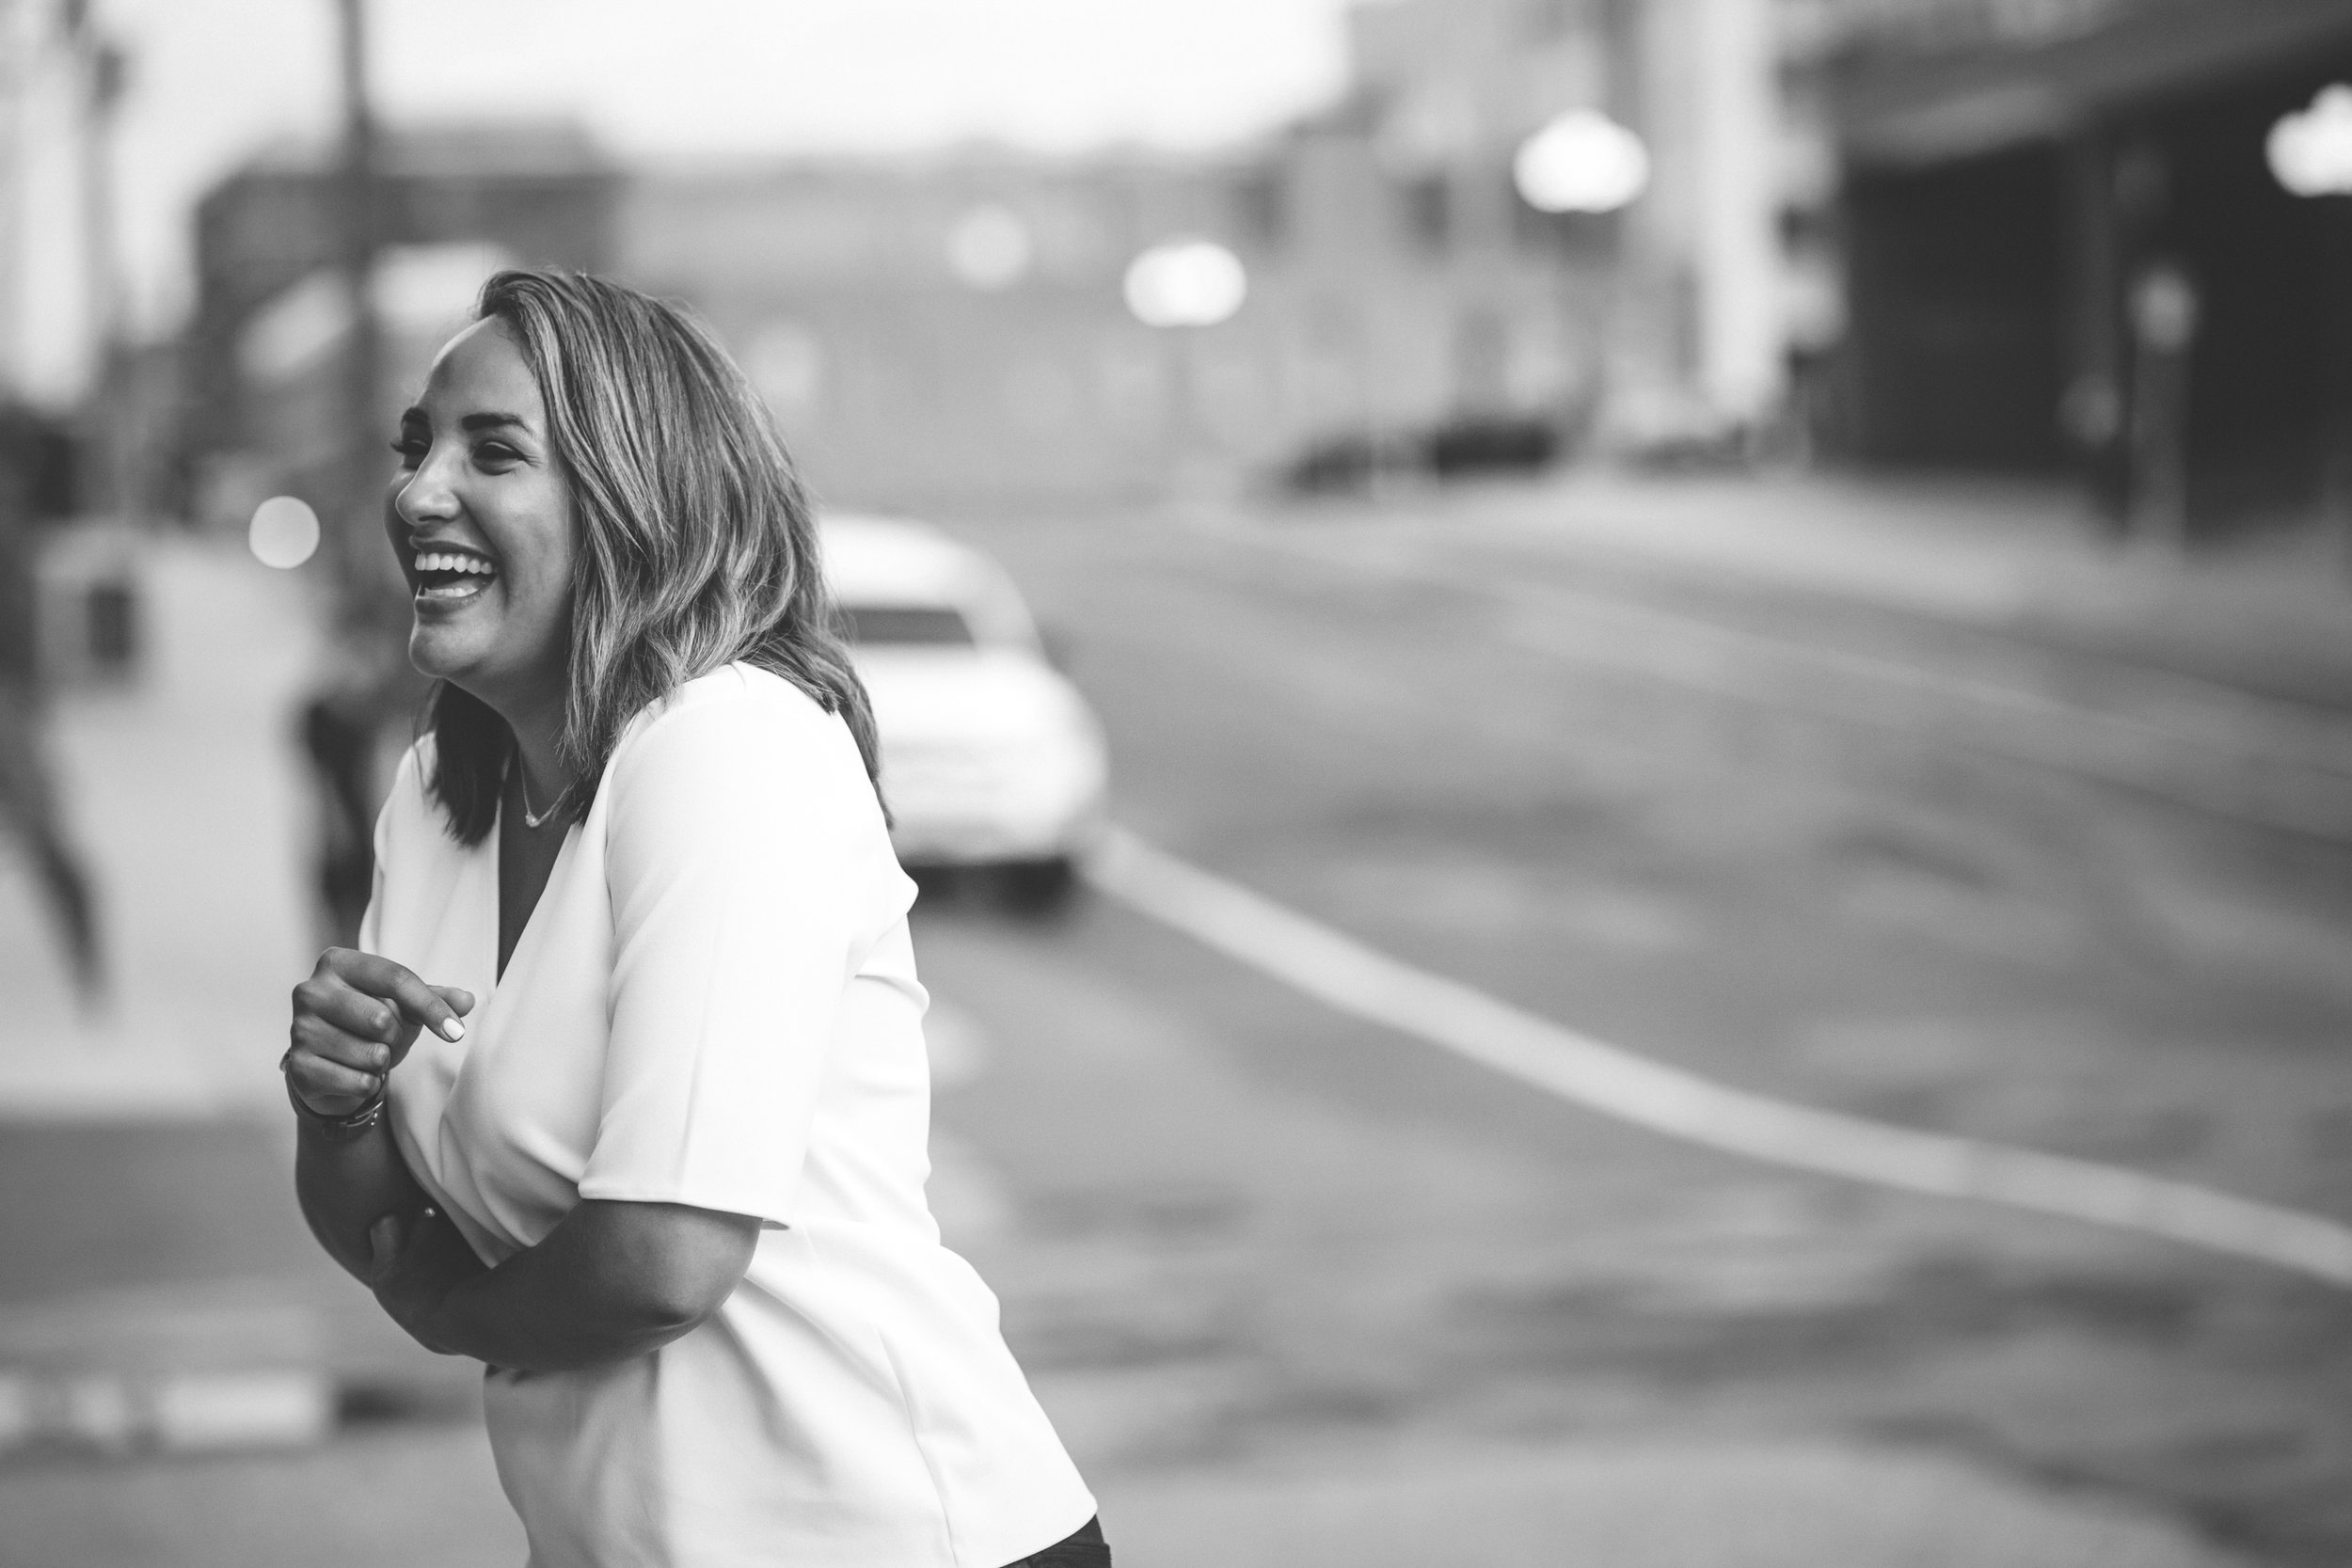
[500,700,576,814]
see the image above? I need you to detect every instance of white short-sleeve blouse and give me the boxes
[364,664,1094,1568]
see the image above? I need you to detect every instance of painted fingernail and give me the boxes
[440,1017,465,1041]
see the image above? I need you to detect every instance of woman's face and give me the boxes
[387,320,577,715]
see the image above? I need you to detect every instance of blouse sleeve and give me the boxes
[576,675,895,1227]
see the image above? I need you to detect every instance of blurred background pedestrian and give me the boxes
[0,404,103,1007]
[2125,256,2199,549]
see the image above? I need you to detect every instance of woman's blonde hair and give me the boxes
[423,268,879,844]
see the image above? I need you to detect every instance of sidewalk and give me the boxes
[0,531,480,1489]
[0,531,322,1120]
[1430,468,2352,711]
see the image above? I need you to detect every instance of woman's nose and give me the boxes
[392,450,459,527]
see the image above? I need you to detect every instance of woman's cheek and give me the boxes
[522,578,573,657]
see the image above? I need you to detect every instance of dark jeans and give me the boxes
[1002,1515,1109,1568]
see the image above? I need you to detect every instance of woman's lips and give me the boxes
[418,578,490,602]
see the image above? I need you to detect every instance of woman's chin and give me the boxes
[407,624,489,686]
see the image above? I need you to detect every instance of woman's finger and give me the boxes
[288,1014,391,1074]
[287,1053,380,1112]
[311,985,403,1044]
[294,972,408,1045]
[324,950,468,1045]
[430,985,477,1019]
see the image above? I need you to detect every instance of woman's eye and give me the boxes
[389,436,428,467]
[471,441,521,468]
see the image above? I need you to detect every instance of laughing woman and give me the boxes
[278,270,1105,1568]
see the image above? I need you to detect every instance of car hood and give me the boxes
[855,648,1097,749]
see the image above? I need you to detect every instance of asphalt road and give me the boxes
[920,494,2352,1565]
[3,492,2349,1566]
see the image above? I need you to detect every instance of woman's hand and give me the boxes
[367,1206,488,1355]
[285,949,474,1117]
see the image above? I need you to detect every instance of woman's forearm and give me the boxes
[411,1199,759,1373]
[425,1234,700,1371]
[295,1115,429,1282]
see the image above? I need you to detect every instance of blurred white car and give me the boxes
[820,513,1108,910]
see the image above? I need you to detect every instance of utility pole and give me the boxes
[64,3,119,367]
[332,0,387,623]
[63,0,125,518]
[296,0,420,947]
[0,0,24,400]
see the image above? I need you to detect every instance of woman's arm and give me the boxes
[370,1198,760,1372]
[296,1116,430,1281]
[285,947,474,1281]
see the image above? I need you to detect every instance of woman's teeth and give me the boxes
[414,551,498,600]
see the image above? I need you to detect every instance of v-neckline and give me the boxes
[493,800,575,984]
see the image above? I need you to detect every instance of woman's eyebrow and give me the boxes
[459,411,531,434]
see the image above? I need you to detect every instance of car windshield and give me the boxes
[835,603,977,648]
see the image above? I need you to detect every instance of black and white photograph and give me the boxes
[2,2,2351,1564]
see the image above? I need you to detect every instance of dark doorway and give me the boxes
[1843,147,2067,472]
[2154,75,2341,528]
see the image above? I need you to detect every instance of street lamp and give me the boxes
[1123,240,1247,494]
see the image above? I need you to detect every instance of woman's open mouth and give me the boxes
[413,549,499,603]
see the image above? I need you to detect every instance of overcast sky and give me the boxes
[9,0,1355,396]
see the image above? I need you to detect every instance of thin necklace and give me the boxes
[514,764,567,830]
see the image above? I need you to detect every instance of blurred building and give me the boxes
[1322,0,1791,457]
[182,123,618,524]
[184,127,1259,508]
[614,153,1240,501]
[1811,0,2352,531]
[178,4,1808,510]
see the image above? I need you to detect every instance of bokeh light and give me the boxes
[1122,240,1248,328]
[1513,109,1650,214]
[946,205,1035,291]
[247,496,321,569]
[2268,85,2352,197]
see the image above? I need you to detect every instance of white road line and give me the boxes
[1088,829,2352,1289]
